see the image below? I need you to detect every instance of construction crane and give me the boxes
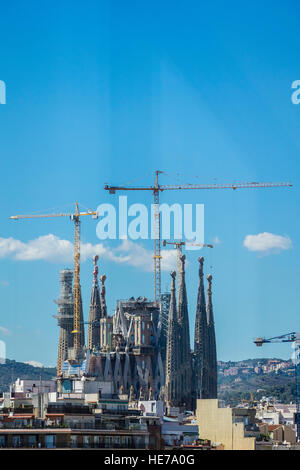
[254,332,300,440]
[162,239,213,275]
[104,171,292,300]
[10,203,98,363]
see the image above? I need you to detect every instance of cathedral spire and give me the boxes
[177,255,191,360]
[177,255,192,409]
[165,271,180,408]
[87,256,101,350]
[100,274,107,317]
[206,274,217,398]
[78,286,85,348]
[193,257,209,399]
[206,274,214,325]
[194,257,206,351]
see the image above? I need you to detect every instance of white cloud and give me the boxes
[24,360,44,368]
[243,232,292,254]
[0,234,178,272]
[0,235,73,262]
[111,240,177,272]
[0,326,11,336]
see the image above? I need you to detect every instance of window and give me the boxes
[70,435,77,448]
[45,435,56,449]
[12,436,22,448]
[28,435,36,447]
[105,436,113,448]
[83,436,91,448]
[122,435,131,447]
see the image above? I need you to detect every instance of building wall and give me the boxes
[196,399,256,450]
[256,410,280,425]
[272,425,296,444]
[0,430,151,449]
[13,379,55,394]
[138,400,164,418]
[96,299,164,399]
[283,425,297,444]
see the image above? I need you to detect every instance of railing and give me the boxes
[0,442,149,449]
[0,407,34,413]
[47,406,93,415]
[97,408,139,415]
[0,422,147,431]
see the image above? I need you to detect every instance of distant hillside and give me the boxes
[0,359,56,392]
[218,358,295,406]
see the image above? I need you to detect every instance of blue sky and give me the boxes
[0,0,299,366]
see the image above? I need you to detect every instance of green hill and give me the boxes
[0,359,56,392]
[218,359,295,405]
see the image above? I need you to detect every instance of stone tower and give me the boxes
[87,256,102,351]
[56,269,73,376]
[77,285,85,349]
[100,274,107,318]
[165,271,180,408]
[193,260,218,402]
[159,290,171,369]
[193,257,209,399]
[177,255,192,409]
[206,274,217,398]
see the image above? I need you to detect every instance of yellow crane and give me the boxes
[105,171,292,300]
[10,203,98,363]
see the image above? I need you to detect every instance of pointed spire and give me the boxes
[177,255,192,409]
[197,257,205,312]
[100,274,107,317]
[177,255,188,325]
[193,257,209,399]
[206,274,214,326]
[78,285,85,348]
[87,256,101,350]
[93,255,99,283]
[194,257,206,350]
[169,270,177,322]
[206,273,217,398]
[177,255,191,363]
[165,271,180,408]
